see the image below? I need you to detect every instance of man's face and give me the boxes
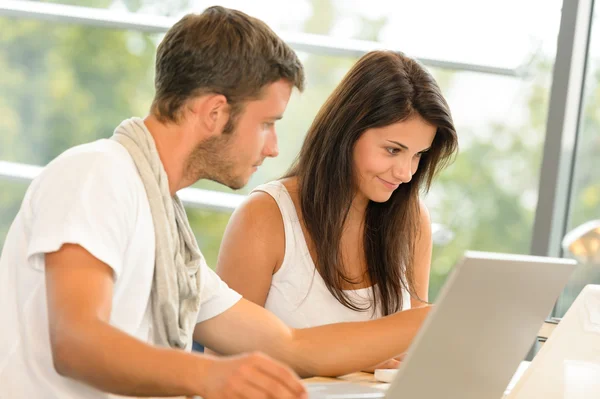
[185,79,292,189]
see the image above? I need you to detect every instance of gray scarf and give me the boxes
[112,117,202,350]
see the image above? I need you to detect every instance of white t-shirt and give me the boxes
[0,139,241,398]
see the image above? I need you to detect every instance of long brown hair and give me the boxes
[286,51,458,316]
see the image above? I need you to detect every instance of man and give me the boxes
[0,6,431,399]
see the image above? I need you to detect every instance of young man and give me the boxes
[0,6,432,399]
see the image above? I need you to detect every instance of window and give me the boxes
[555,10,600,317]
[426,63,557,297]
[0,0,577,304]
[0,180,28,246]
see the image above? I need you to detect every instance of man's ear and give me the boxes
[190,94,229,135]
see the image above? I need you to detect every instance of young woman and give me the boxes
[215,51,458,367]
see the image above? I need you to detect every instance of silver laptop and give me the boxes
[306,251,576,399]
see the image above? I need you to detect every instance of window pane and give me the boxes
[0,180,28,251]
[0,16,356,194]
[426,61,555,299]
[186,209,231,269]
[0,17,157,166]
[555,12,600,317]
[1,2,564,302]
[43,0,561,68]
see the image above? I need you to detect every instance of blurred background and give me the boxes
[1,0,598,316]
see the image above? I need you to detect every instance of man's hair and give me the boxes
[151,6,305,130]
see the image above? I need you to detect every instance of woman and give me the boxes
[215,50,458,367]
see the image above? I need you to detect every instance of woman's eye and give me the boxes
[386,147,400,155]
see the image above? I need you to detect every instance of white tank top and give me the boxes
[252,181,411,329]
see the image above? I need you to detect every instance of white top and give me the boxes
[0,139,241,399]
[253,181,410,329]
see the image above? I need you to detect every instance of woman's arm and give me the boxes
[215,191,285,306]
[195,298,431,378]
[411,200,433,307]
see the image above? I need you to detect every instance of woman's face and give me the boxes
[352,115,436,204]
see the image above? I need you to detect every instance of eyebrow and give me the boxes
[386,140,431,153]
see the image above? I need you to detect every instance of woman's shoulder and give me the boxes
[239,184,284,226]
[278,177,302,211]
[223,185,286,269]
[279,176,299,195]
[247,178,295,212]
[239,178,301,232]
[417,199,432,230]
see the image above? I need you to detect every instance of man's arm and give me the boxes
[45,244,305,398]
[194,297,431,378]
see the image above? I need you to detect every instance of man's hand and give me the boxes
[202,352,307,399]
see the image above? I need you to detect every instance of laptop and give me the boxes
[507,284,600,398]
[306,251,576,399]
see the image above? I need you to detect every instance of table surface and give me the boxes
[304,372,387,388]
[303,361,532,398]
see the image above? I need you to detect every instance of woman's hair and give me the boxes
[286,51,458,316]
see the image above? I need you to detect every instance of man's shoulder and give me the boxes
[28,139,144,208]
[51,139,134,169]
[40,139,140,184]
